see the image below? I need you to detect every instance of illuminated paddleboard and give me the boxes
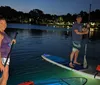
[35,77,87,85]
[41,54,100,79]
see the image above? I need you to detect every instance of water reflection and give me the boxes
[5,28,71,41]
[4,26,100,85]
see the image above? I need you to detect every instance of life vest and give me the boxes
[96,65,100,72]
[18,81,34,85]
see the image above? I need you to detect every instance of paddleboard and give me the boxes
[35,77,87,85]
[41,54,100,79]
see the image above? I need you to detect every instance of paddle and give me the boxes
[83,4,91,68]
[4,32,18,67]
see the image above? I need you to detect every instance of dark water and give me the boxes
[5,24,100,85]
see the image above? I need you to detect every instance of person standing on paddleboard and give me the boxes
[69,15,89,68]
[0,15,16,85]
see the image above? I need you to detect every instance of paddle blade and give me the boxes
[83,55,88,68]
[83,44,88,68]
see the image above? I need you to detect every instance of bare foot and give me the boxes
[69,62,74,68]
[74,62,81,65]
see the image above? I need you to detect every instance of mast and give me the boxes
[88,4,91,22]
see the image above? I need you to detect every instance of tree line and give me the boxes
[0,6,100,24]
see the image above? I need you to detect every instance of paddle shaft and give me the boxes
[83,4,91,68]
[94,71,99,78]
[4,32,18,67]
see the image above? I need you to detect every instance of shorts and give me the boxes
[72,41,81,52]
[2,58,10,65]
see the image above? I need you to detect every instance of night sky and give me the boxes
[0,0,100,15]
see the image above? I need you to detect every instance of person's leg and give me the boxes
[0,78,2,84]
[0,58,10,85]
[0,65,9,85]
[69,50,76,68]
[73,50,81,65]
[73,41,81,65]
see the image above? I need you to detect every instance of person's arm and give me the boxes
[0,34,4,72]
[82,23,90,32]
[0,34,3,63]
[82,27,87,32]
[74,29,89,35]
[72,23,88,35]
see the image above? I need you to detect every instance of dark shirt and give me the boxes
[72,22,83,42]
